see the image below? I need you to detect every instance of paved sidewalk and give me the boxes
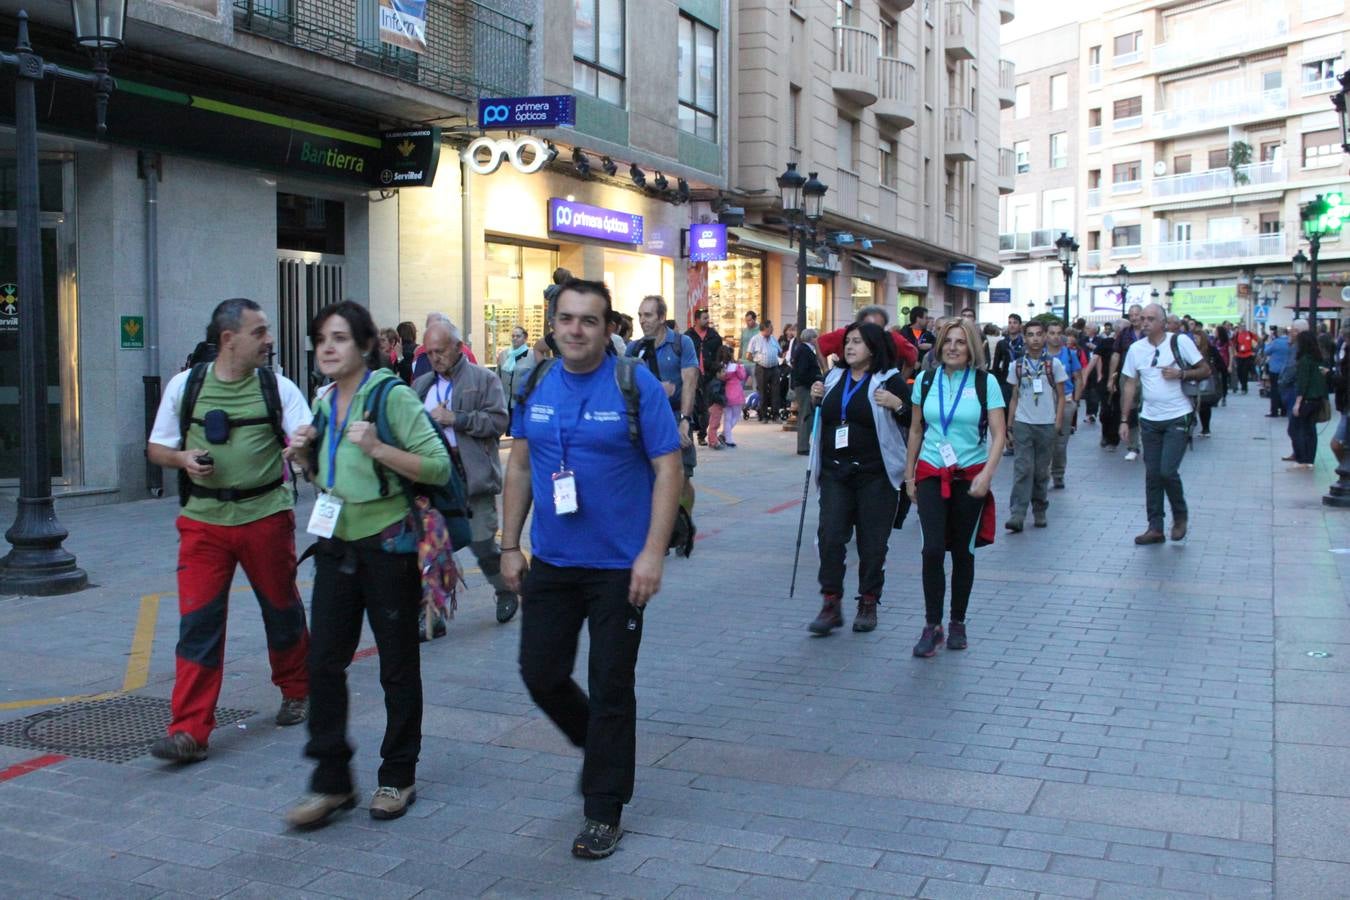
[0,392,1346,898]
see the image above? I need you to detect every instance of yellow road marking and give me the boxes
[699,484,742,504]
[122,593,161,693]
[0,691,119,711]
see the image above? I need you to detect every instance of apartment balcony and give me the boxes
[1111,244,1143,259]
[1112,115,1143,132]
[999,229,1056,255]
[1152,89,1287,138]
[1087,126,1101,147]
[1085,249,1103,270]
[1152,15,1288,72]
[1113,50,1142,68]
[1087,188,1101,209]
[832,26,879,105]
[1303,75,1340,95]
[1152,160,1288,199]
[1153,233,1286,265]
[834,168,860,218]
[944,1,976,61]
[1088,65,1101,86]
[997,60,1016,110]
[944,106,977,161]
[997,148,1015,194]
[875,57,918,128]
[1111,179,1143,196]
[231,0,531,100]
[999,0,1015,24]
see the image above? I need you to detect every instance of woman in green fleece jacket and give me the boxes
[282,301,450,829]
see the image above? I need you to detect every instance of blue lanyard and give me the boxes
[936,367,971,436]
[434,375,451,407]
[326,370,371,489]
[839,372,869,424]
[554,367,587,470]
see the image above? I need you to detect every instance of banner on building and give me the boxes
[1089,284,1145,313]
[1170,286,1239,322]
[379,0,428,54]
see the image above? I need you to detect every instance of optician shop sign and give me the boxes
[686,224,728,262]
[548,198,644,245]
[478,95,576,129]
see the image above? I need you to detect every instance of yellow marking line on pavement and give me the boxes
[0,690,119,711]
[122,593,161,693]
[698,484,742,504]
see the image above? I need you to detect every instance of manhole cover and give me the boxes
[0,695,254,764]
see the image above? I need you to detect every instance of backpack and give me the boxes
[310,376,473,552]
[1166,334,1216,403]
[177,363,292,507]
[918,367,990,445]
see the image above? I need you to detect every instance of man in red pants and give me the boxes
[146,298,313,763]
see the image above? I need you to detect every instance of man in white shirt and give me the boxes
[1119,303,1211,545]
[747,321,783,422]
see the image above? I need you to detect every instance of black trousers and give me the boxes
[305,539,422,794]
[519,560,643,827]
[1269,374,1286,415]
[756,365,781,419]
[1085,376,1100,417]
[816,464,899,599]
[1099,388,1121,446]
[916,478,983,626]
[1236,357,1253,392]
[1198,400,1213,434]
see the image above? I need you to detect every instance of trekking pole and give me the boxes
[788,407,821,600]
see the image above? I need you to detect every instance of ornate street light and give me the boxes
[1300,193,1346,333]
[0,2,126,595]
[777,163,828,331]
[1054,232,1078,326]
[803,170,827,223]
[1333,70,1350,153]
[1114,263,1130,316]
[776,161,805,215]
[1291,249,1308,320]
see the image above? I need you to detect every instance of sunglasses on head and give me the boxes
[1151,348,1160,367]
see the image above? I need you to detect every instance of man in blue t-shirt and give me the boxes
[501,279,682,860]
[1045,321,1083,489]
[1263,326,1290,416]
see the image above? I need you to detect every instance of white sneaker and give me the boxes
[1124,450,1138,461]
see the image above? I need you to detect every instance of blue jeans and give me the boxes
[1141,415,1191,531]
[1290,400,1323,464]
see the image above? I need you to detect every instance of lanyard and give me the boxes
[434,375,451,407]
[937,367,971,436]
[839,372,869,424]
[326,370,371,489]
[554,368,588,470]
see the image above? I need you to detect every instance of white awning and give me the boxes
[854,253,918,276]
[728,228,797,256]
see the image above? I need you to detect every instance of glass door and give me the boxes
[483,239,558,367]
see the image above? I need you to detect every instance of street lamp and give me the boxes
[0,3,125,596]
[1300,193,1346,333]
[777,162,828,331]
[1333,69,1350,153]
[1291,249,1308,320]
[1114,263,1130,316]
[1054,232,1078,326]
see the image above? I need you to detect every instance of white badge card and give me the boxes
[1032,377,1044,394]
[552,469,579,515]
[307,493,343,538]
[834,425,850,449]
[939,441,959,467]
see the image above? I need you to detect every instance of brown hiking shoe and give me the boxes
[1170,518,1188,541]
[284,792,356,829]
[852,595,878,633]
[1134,529,1166,545]
[808,594,844,635]
[369,785,416,820]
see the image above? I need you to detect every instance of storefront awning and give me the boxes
[854,254,918,277]
[728,228,798,256]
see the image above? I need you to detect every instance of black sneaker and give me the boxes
[947,621,968,650]
[1052,478,1065,490]
[913,624,944,658]
[496,593,519,624]
[150,732,207,764]
[572,818,623,859]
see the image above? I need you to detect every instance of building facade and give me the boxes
[988,23,1080,323]
[1077,0,1350,329]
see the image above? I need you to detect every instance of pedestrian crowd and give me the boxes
[145,287,1348,860]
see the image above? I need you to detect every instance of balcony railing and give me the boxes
[997,147,1016,194]
[1087,188,1101,209]
[1152,89,1287,136]
[944,0,976,59]
[831,26,879,104]
[1112,114,1142,131]
[1088,64,1101,85]
[1152,160,1288,198]
[1110,244,1142,258]
[1088,126,1102,146]
[876,56,918,127]
[1113,50,1142,67]
[1031,228,1055,249]
[944,106,976,161]
[1111,179,1143,195]
[1085,249,1102,269]
[1153,233,1285,264]
[232,0,531,99]
[1000,232,1030,253]
[834,167,860,218]
[1152,16,1287,71]
[998,59,1016,109]
[1302,75,1339,95]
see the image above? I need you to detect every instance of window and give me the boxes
[1112,160,1141,182]
[1303,57,1341,91]
[1173,154,1191,174]
[789,84,802,152]
[836,116,857,171]
[1207,216,1241,240]
[1050,132,1067,168]
[1304,128,1341,167]
[1014,83,1030,118]
[1174,222,1192,243]
[1088,45,1101,66]
[1087,231,1100,251]
[924,46,935,106]
[1262,70,1283,92]
[574,0,625,104]
[677,14,717,140]
[1113,96,1142,120]
[879,139,896,187]
[1259,212,1282,234]
[1014,140,1030,173]
[1049,73,1068,110]
[1112,224,1141,246]
[835,0,857,25]
[880,15,898,56]
[1207,148,1229,169]
[1113,30,1141,58]
[277,194,345,254]
[1260,141,1281,162]
[1087,169,1101,188]
[1088,108,1102,127]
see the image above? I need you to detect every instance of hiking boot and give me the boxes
[1033,510,1048,528]
[1004,518,1023,533]
[1052,478,1065,490]
[913,624,945,658]
[370,785,416,821]
[284,792,356,829]
[808,594,844,635]
[1134,529,1166,545]
[496,593,519,624]
[149,732,207,764]
[417,608,447,642]
[275,696,309,727]
[947,621,968,651]
[852,595,878,633]
[572,818,623,859]
[1170,517,1188,542]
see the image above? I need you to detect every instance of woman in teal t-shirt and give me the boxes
[904,319,1006,659]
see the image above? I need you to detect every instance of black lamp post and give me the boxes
[1333,69,1350,153]
[776,162,828,331]
[1326,72,1350,509]
[1055,232,1078,327]
[1291,250,1307,320]
[1114,263,1130,316]
[1299,194,1343,334]
[0,2,124,596]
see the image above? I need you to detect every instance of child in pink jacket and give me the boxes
[709,346,748,448]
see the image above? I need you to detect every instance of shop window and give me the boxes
[483,240,557,367]
[851,277,878,316]
[707,251,764,344]
[574,0,625,105]
[0,160,64,213]
[678,14,717,141]
[277,194,345,255]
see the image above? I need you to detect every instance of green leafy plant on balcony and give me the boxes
[1228,140,1253,186]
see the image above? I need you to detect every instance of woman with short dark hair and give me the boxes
[1290,330,1328,469]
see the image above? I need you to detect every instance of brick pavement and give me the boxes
[0,390,1346,898]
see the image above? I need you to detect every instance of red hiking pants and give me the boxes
[170,510,309,745]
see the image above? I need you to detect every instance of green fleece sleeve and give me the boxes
[384,384,451,486]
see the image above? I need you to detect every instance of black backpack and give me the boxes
[176,363,291,507]
[918,367,990,444]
